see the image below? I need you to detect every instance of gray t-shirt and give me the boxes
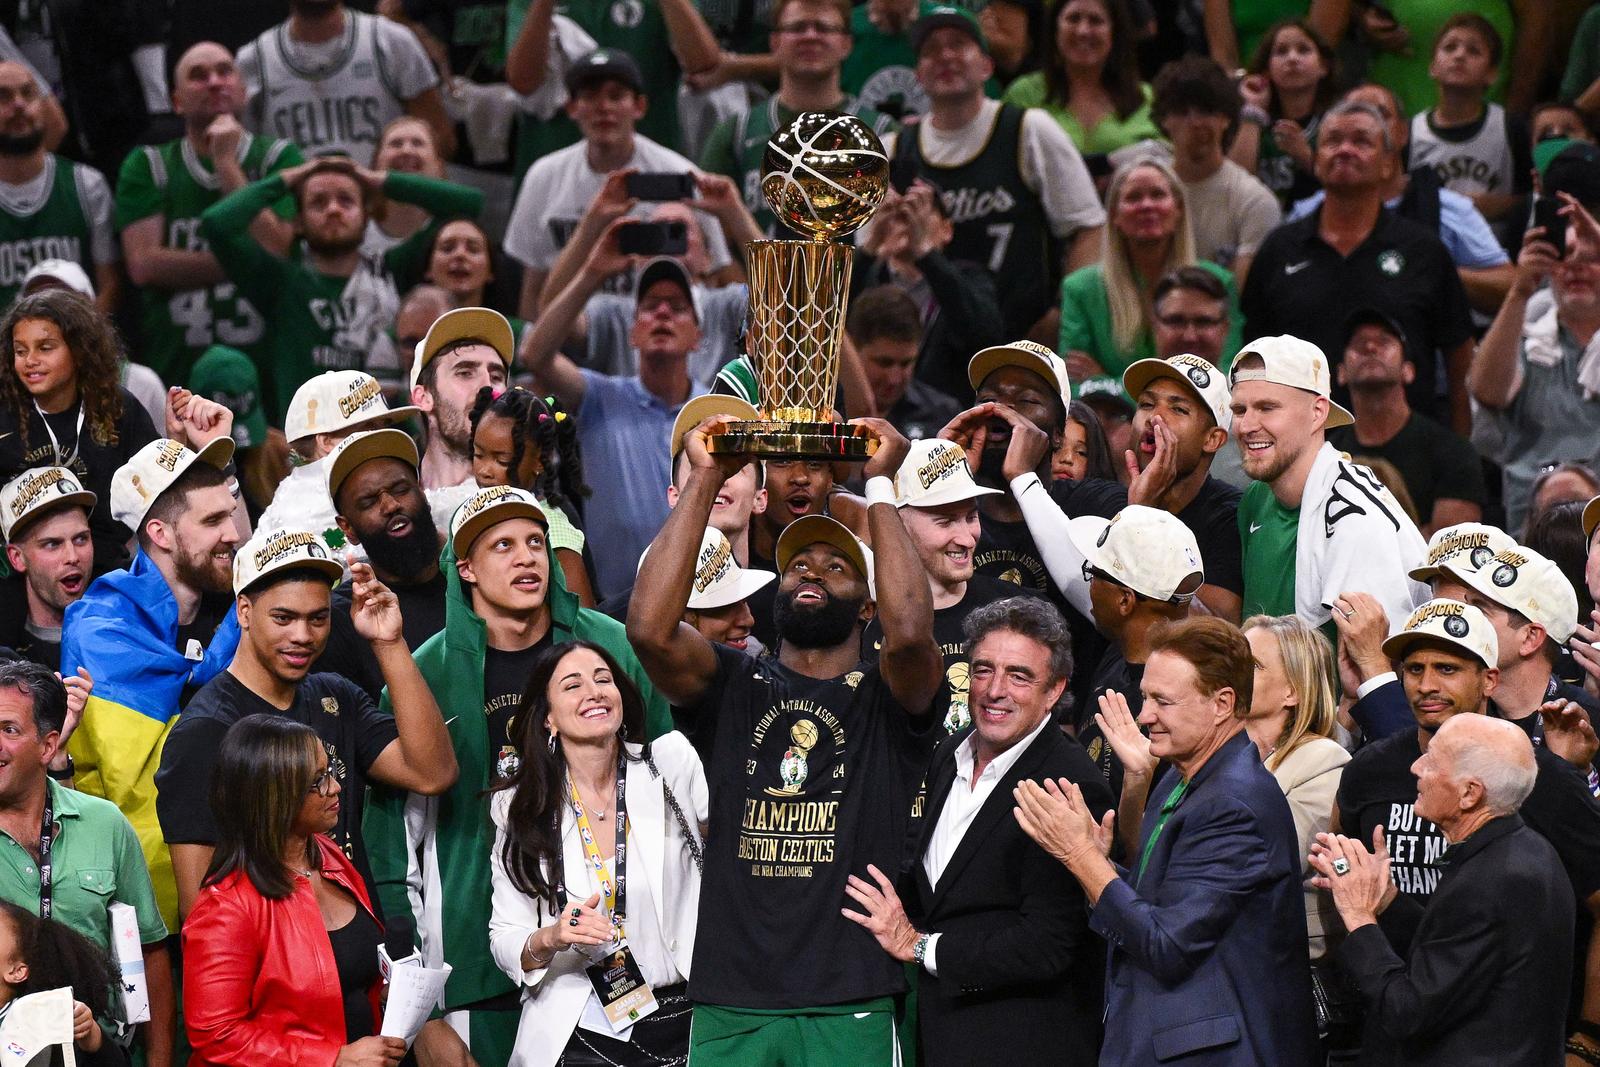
[1183,158,1282,274]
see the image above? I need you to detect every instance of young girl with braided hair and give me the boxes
[469,386,597,606]
[0,900,125,1064]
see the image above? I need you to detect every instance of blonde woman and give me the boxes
[1057,157,1242,382]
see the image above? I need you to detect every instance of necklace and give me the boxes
[292,867,316,879]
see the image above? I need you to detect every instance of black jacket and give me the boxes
[1340,814,1574,1066]
[900,725,1113,1067]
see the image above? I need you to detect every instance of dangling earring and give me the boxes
[619,723,629,744]
[547,732,558,755]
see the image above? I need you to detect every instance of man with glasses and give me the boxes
[521,249,703,598]
[700,0,896,235]
[154,527,456,921]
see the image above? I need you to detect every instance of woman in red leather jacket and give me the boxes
[181,714,409,1067]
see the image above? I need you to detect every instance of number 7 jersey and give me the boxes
[114,133,305,385]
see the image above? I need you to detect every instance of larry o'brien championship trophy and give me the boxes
[707,112,889,460]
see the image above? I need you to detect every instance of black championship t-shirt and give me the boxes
[155,670,400,889]
[483,638,552,781]
[1337,730,1448,903]
[684,644,942,1009]
[1075,651,1146,802]
[316,572,450,700]
[1176,475,1244,597]
[176,593,236,706]
[863,574,1015,736]
[0,389,159,575]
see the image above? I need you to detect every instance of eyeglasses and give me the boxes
[639,296,693,315]
[775,19,848,35]
[308,745,346,797]
[1154,313,1227,331]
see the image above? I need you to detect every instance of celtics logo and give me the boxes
[1378,250,1404,276]
[944,662,971,734]
[1492,564,1518,587]
[610,0,644,27]
[768,719,819,796]
[496,745,522,779]
[1186,366,1211,389]
[1443,615,1470,639]
[1468,545,1494,568]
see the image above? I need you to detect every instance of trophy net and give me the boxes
[746,238,852,424]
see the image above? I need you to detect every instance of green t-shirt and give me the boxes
[1238,479,1299,620]
[1561,5,1600,105]
[114,134,304,387]
[1001,75,1161,157]
[1057,259,1242,385]
[1368,0,1513,117]
[839,0,942,120]
[507,0,687,155]
[201,171,483,423]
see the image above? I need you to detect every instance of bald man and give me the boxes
[0,61,118,311]
[1313,714,1574,1065]
[115,42,304,385]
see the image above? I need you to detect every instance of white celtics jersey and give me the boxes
[240,11,435,160]
[1409,102,1516,197]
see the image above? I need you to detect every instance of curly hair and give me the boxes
[0,288,125,449]
[468,386,590,509]
[0,901,123,1025]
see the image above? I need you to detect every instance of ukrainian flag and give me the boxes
[61,551,240,929]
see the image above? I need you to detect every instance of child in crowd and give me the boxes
[0,901,124,1066]
[468,386,596,606]
[1408,14,1532,249]
[1234,19,1340,210]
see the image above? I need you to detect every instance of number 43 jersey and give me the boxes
[115,133,305,385]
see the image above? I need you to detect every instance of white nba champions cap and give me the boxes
[1382,598,1498,668]
[0,465,95,541]
[967,340,1071,399]
[893,438,1001,509]
[1228,335,1353,428]
[1069,505,1204,603]
[1443,545,1580,645]
[1122,353,1232,431]
[775,514,875,599]
[111,437,235,531]
[233,528,345,596]
[639,526,775,611]
[1408,522,1520,584]
[284,370,421,443]
[449,485,548,558]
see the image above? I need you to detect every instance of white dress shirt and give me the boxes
[920,717,1052,974]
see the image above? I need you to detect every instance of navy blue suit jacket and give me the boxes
[1090,730,1318,1065]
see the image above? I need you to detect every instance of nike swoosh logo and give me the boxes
[1285,261,1310,275]
[1249,522,1263,533]
[444,715,459,726]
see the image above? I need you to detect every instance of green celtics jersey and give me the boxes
[0,155,111,308]
[201,171,483,424]
[114,134,304,386]
[507,0,684,161]
[702,95,896,234]
[1238,480,1299,620]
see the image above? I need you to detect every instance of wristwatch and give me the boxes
[912,933,931,968]
[47,754,74,781]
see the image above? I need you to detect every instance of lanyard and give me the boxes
[564,750,629,938]
[1135,777,1189,885]
[33,399,83,468]
[37,788,54,921]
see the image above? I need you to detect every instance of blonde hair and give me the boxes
[1241,614,1339,770]
[1102,157,1198,355]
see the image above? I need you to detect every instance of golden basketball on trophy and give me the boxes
[706,111,890,460]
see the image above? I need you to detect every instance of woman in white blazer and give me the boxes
[488,640,708,1067]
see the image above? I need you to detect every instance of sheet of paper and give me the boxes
[108,902,150,1024]
[378,948,451,1047]
[0,986,76,1067]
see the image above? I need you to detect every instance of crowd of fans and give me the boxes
[7,0,1600,1065]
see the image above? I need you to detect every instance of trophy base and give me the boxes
[706,420,879,461]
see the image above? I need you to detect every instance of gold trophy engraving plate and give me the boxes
[708,111,889,462]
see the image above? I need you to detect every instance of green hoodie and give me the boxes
[363,537,671,1010]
